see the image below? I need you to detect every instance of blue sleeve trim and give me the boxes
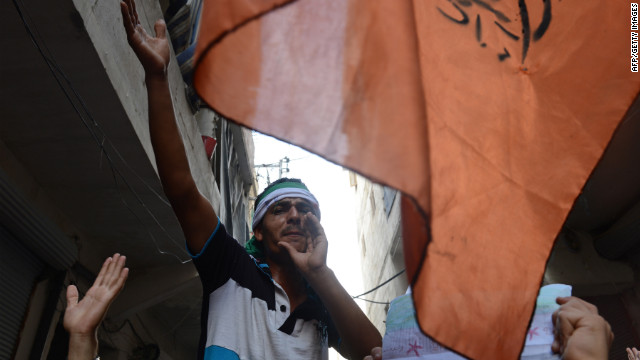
[251,257,273,281]
[204,345,240,360]
[187,217,221,259]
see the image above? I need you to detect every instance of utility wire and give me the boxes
[13,0,190,263]
[352,269,406,299]
[356,298,391,305]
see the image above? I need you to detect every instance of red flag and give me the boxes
[194,1,640,358]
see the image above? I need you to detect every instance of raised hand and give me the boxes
[628,347,640,360]
[551,296,613,360]
[64,254,128,337]
[120,0,170,77]
[278,212,328,278]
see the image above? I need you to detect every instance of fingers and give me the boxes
[121,0,139,26]
[370,346,382,360]
[300,213,328,264]
[105,254,128,291]
[66,284,79,308]
[130,0,139,24]
[552,297,594,354]
[103,254,120,286]
[120,1,137,38]
[303,212,322,232]
[115,265,129,293]
[278,241,297,257]
[120,0,146,42]
[557,296,599,314]
[95,254,128,291]
[94,256,113,287]
[555,296,571,305]
[302,213,326,244]
[552,307,573,354]
[363,347,382,360]
[120,2,133,31]
[552,296,613,358]
[106,254,120,282]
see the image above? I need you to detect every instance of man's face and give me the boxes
[254,197,316,260]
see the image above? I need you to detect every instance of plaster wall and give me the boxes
[70,0,220,210]
[354,174,408,334]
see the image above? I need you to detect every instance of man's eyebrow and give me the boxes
[273,199,292,207]
[272,199,313,209]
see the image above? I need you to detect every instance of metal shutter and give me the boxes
[0,168,76,270]
[0,225,44,359]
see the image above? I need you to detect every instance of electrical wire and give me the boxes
[352,268,406,299]
[13,0,190,263]
[355,298,391,305]
[127,319,146,345]
[286,156,310,162]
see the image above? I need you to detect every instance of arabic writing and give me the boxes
[437,0,552,63]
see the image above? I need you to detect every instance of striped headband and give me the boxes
[252,182,320,230]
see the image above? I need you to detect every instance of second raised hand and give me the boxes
[120,0,170,77]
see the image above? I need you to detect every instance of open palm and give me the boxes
[64,254,128,336]
[120,0,170,76]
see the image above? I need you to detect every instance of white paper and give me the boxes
[381,284,572,359]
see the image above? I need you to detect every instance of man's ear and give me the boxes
[254,225,263,241]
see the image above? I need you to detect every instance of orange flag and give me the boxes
[194,1,640,358]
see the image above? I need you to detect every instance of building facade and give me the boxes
[352,173,408,335]
[1,0,255,358]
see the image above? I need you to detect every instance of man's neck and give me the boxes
[267,258,307,311]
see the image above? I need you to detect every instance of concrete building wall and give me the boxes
[353,174,408,334]
[71,0,220,209]
[2,0,256,357]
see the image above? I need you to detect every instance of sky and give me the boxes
[252,132,366,300]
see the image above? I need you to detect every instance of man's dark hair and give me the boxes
[254,178,306,213]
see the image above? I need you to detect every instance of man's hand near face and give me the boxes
[278,212,329,279]
[278,211,381,360]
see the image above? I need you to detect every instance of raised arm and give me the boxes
[64,254,128,360]
[279,213,382,359]
[120,0,216,252]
